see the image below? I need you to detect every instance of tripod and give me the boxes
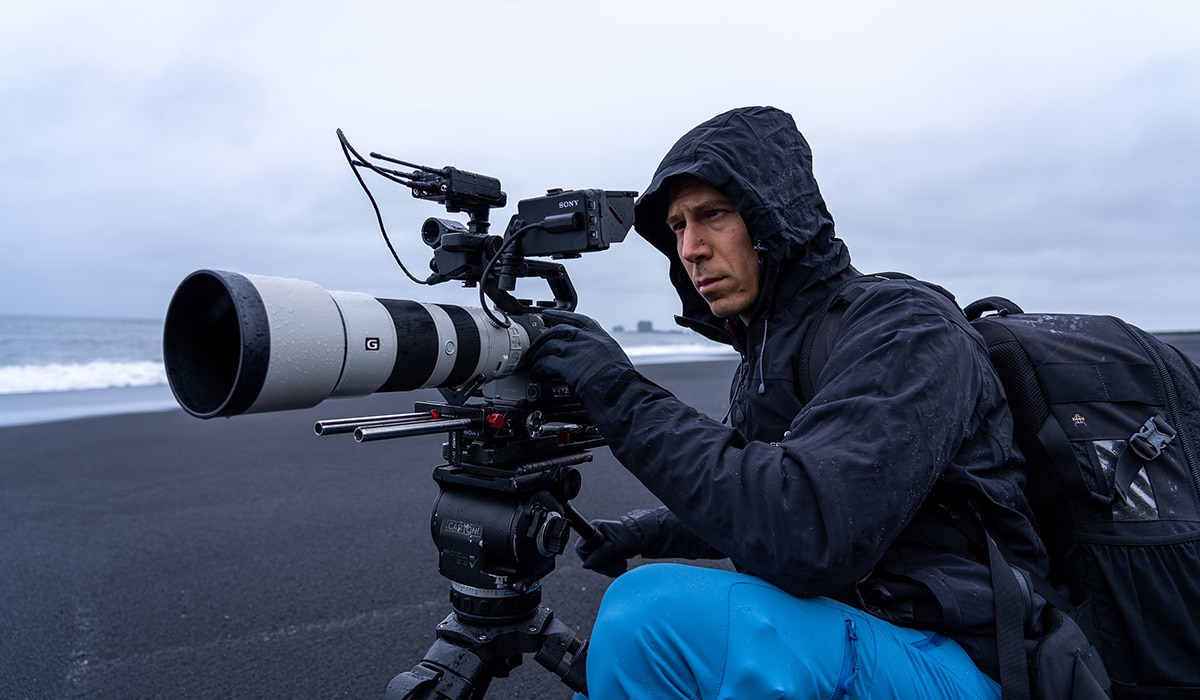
[317,401,602,699]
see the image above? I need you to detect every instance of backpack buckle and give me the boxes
[1129,414,1176,461]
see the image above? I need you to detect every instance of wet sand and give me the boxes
[0,360,739,699]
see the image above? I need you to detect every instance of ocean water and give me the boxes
[0,314,735,428]
[0,316,167,393]
[3,314,1198,429]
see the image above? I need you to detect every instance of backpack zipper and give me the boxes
[1129,325,1200,498]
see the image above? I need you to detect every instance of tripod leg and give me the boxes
[384,637,492,700]
[533,614,589,695]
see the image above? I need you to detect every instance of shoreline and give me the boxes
[0,384,179,428]
[0,352,740,429]
[3,326,1198,430]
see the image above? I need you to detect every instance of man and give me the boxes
[528,106,1048,699]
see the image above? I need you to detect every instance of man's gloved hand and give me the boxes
[527,309,633,393]
[575,516,645,578]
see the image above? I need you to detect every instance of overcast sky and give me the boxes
[3,0,1198,333]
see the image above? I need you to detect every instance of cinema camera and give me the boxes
[161,130,638,699]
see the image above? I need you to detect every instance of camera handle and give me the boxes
[485,252,579,318]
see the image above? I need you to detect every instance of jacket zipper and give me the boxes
[724,360,749,425]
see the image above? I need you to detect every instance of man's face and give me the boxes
[666,177,760,323]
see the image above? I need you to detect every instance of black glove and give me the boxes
[527,309,634,394]
[575,516,645,578]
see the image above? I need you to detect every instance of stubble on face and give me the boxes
[666,177,760,323]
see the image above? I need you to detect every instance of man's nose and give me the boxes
[679,226,709,262]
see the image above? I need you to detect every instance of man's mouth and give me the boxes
[694,274,723,294]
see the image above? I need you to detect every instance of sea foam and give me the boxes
[0,361,168,394]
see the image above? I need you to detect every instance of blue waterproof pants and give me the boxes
[578,563,1000,700]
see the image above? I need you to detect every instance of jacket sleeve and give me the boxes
[626,506,726,560]
[571,283,996,598]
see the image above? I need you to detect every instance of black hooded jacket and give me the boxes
[575,106,1048,679]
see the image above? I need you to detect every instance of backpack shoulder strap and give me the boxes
[948,498,1111,699]
[798,274,894,403]
[799,272,956,403]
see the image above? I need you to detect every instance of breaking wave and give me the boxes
[0,361,168,395]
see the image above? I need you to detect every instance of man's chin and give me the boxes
[705,298,753,324]
[705,302,738,321]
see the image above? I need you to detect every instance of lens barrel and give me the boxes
[163,270,530,418]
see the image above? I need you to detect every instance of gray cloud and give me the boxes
[2,0,1198,333]
[816,51,1200,330]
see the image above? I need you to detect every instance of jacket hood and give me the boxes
[634,106,851,341]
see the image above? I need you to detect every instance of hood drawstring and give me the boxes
[753,238,770,396]
[753,237,772,396]
[757,318,769,394]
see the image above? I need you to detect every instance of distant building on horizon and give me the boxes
[611,320,685,335]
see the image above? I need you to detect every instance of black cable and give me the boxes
[337,130,548,327]
[337,129,428,286]
[478,223,540,327]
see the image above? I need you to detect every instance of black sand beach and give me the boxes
[6,331,1200,700]
[0,360,739,700]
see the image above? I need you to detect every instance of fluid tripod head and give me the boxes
[315,397,601,698]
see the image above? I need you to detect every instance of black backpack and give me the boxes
[800,274,1200,699]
